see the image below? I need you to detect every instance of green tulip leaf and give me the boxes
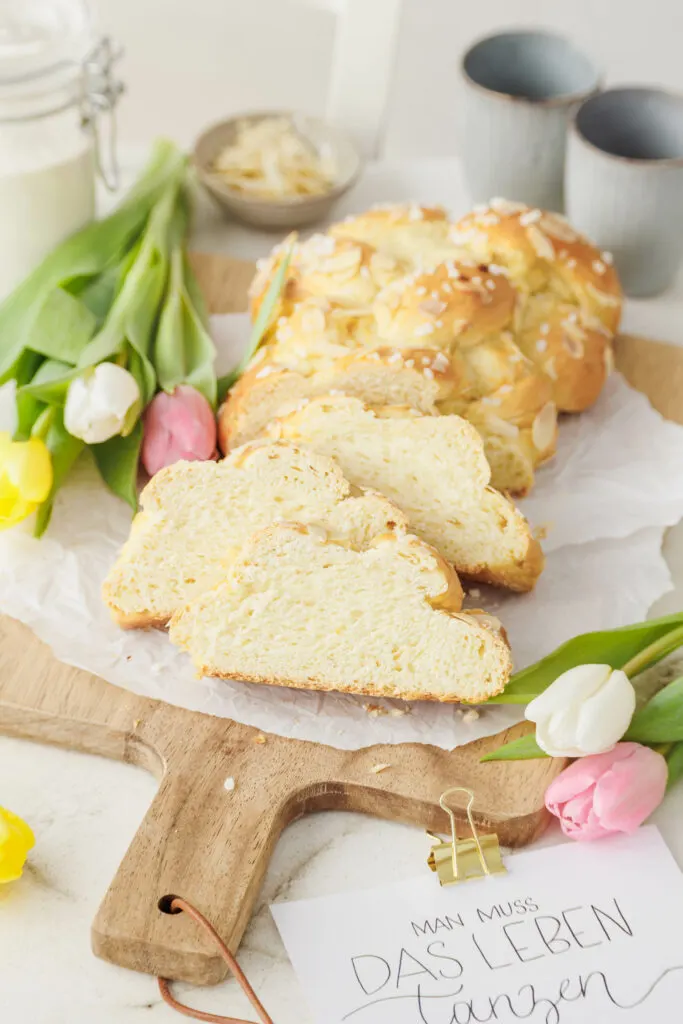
[18,362,80,404]
[33,408,85,536]
[0,140,186,382]
[489,612,683,705]
[217,243,293,402]
[91,420,143,512]
[626,676,683,743]
[480,733,548,762]
[12,350,44,440]
[154,248,217,405]
[27,287,97,364]
[666,743,683,790]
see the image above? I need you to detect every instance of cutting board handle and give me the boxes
[92,717,298,985]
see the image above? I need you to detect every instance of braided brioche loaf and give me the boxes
[218,202,621,495]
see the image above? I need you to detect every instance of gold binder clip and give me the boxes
[427,787,506,886]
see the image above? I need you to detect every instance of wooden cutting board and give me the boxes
[0,252,681,988]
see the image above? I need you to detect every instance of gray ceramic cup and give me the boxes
[566,87,683,296]
[460,30,601,211]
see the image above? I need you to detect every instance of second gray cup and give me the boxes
[566,87,683,297]
[460,30,600,211]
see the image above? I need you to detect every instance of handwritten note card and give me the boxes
[272,828,683,1024]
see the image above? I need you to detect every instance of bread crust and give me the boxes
[450,201,622,412]
[190,653,509,706]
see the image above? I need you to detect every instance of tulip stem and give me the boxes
[622,625,683,679]
[30,406,55,442]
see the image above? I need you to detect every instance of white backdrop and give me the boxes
[97,0,683,157]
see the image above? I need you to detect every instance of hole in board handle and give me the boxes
[158,894,183,915]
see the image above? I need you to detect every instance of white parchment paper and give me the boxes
[0,315,681,750]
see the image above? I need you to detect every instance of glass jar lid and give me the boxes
[0,0,93,80]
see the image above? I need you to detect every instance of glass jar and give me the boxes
[0,0,122,298]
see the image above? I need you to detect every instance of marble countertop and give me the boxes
[3,157,683,1023]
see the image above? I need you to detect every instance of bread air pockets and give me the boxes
[103,441,410,628]
[169,523,512,704]
[264,394,543,592]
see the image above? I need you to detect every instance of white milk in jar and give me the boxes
[0,0,121,299]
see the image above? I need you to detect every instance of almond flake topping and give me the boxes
[562,331,584,358]
[371,252,397,274]
[301,307,326,333]
[489,197,528,214]
[519,208,542,226]
[532,401,557,451]
[527,225,555,261]
[419,298,448,317]
[255,364,279,379]
[540,215,578,242]
[536,339,548,353]
[586,283,620,307]
[486,415,519,438]
[592,259,607,275]
[476,212,500,226]
[414,322,435,336]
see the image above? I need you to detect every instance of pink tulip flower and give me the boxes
[545,742,668,841]
[142,386,217,477]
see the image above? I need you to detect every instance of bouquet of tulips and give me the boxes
[483,612,683,840]
[0,140,220,535]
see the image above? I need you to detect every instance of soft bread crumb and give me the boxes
[169,523,511,704]
[103,442,408,627]
[265,395,543,592]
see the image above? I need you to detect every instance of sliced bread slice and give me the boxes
[264,395,543,591]
[169,523,511,703]
[103,441,412,628]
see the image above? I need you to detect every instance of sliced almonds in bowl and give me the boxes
[193,111,362,229]
[212,116,338,199]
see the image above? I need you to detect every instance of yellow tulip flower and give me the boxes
[0,806,35,884]
[0,432,53,530]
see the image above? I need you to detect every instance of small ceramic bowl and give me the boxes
[193,111,362,230]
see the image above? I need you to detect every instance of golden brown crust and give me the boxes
[373,261,518,349]
[250,234,408,319]
[107,609,170,630]
[449,201,621,412]
[329,203,454,265]
[193,662,509,705]
[461,530,544,593]
[217,345,454,453]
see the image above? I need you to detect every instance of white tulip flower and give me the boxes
[525,664,636,758]
[64,363,141,445]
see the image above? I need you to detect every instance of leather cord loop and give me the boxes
[157,897,273,1023]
